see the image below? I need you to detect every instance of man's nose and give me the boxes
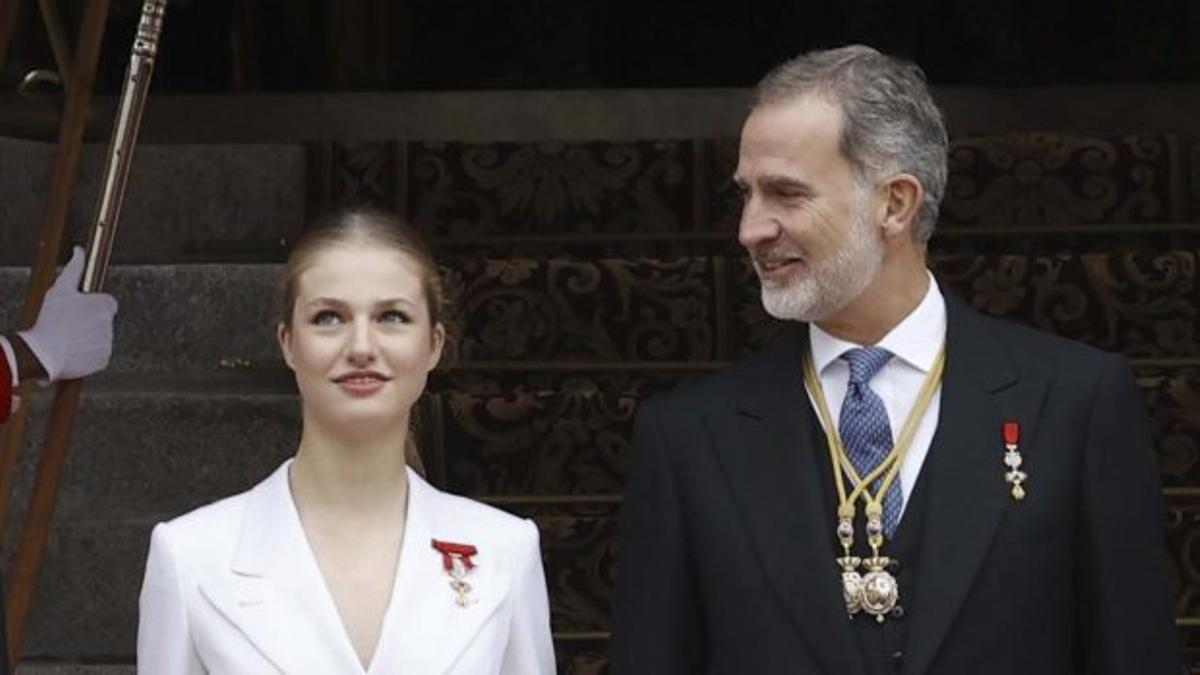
[737,195,779,250]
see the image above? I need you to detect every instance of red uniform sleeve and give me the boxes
[0,348,11,423]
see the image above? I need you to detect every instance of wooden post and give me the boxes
[0,0,109,538]
[0,0,111,666]
[6,0,167,663]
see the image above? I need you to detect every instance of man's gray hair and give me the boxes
[754,44,948,243]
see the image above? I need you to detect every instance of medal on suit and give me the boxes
[1002,420,1027,500]
[432,539,478,607]
[805,345,945,624]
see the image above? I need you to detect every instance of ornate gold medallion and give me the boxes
[838,556,864,615]
[804,346,945,628]
[860,556,899,622]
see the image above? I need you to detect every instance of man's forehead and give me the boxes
[736,94,845,174]
[742,93,844,142]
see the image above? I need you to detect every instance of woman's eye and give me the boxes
[311,310,343,326]
[379,310,410,324]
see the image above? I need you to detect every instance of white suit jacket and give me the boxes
[137,461,556,674]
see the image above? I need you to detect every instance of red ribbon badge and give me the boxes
[1002,420,1020,448]
[431,539,478,571]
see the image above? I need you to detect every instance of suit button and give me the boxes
[888,559,901,573]
[891,650,905,670]
[889,604,905,620]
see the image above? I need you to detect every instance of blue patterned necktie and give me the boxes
[838,347,903,538]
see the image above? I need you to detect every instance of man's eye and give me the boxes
[311,310,342,326]
[379,310,410,324]
[772,187,808,201]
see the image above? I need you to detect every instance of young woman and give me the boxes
[137,209,555,674]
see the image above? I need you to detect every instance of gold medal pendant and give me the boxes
[805,346,945,629]
[858,509,899,624]
[859,556,899,622]
[835,513,864,616]
[838,556,864,616]
[834,512,900,622]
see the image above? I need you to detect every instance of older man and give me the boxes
[612,45,1180,674]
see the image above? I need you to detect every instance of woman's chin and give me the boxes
[314,405,409,438]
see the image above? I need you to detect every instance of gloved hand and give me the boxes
[18,247,118,381]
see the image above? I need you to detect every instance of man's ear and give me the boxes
[878,173,924,239]
[277,321,295,370]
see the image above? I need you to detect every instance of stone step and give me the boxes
[0,137,305,265]
[9,381,300,525]
[0,248,1195,377]
[0,265,283,375]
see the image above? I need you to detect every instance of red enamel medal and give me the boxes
[432,539,478,607]
[1002,420,1027,500]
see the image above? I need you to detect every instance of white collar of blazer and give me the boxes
[198,460,512,674]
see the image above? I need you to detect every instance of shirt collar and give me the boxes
[809,270,946,375]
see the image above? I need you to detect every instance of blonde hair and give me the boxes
[281,207,451,476]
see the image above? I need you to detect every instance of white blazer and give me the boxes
[137,461,556,674]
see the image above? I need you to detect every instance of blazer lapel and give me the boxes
[903,293,1050,675]
[708,326,865,675]
[373,469,511,674]
[199,461,363,674]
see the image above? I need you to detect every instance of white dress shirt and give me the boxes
[805,272,947,516]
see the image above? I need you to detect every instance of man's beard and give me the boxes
[755,202,885,323]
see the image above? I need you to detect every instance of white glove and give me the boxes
[18,247,118,381]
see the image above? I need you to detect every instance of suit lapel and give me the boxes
[373,469,511,674]
[199,461,363,674]
[709,326,866,675]
[903,294,1049,675]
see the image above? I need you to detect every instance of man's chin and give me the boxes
[760,287,823,322]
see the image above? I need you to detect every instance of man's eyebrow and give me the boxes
[759,174,813,193]
[732,172,813,190]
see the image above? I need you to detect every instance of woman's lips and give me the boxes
[334,372,390,397]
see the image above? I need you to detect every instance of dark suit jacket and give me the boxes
[611,292,1181,675]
